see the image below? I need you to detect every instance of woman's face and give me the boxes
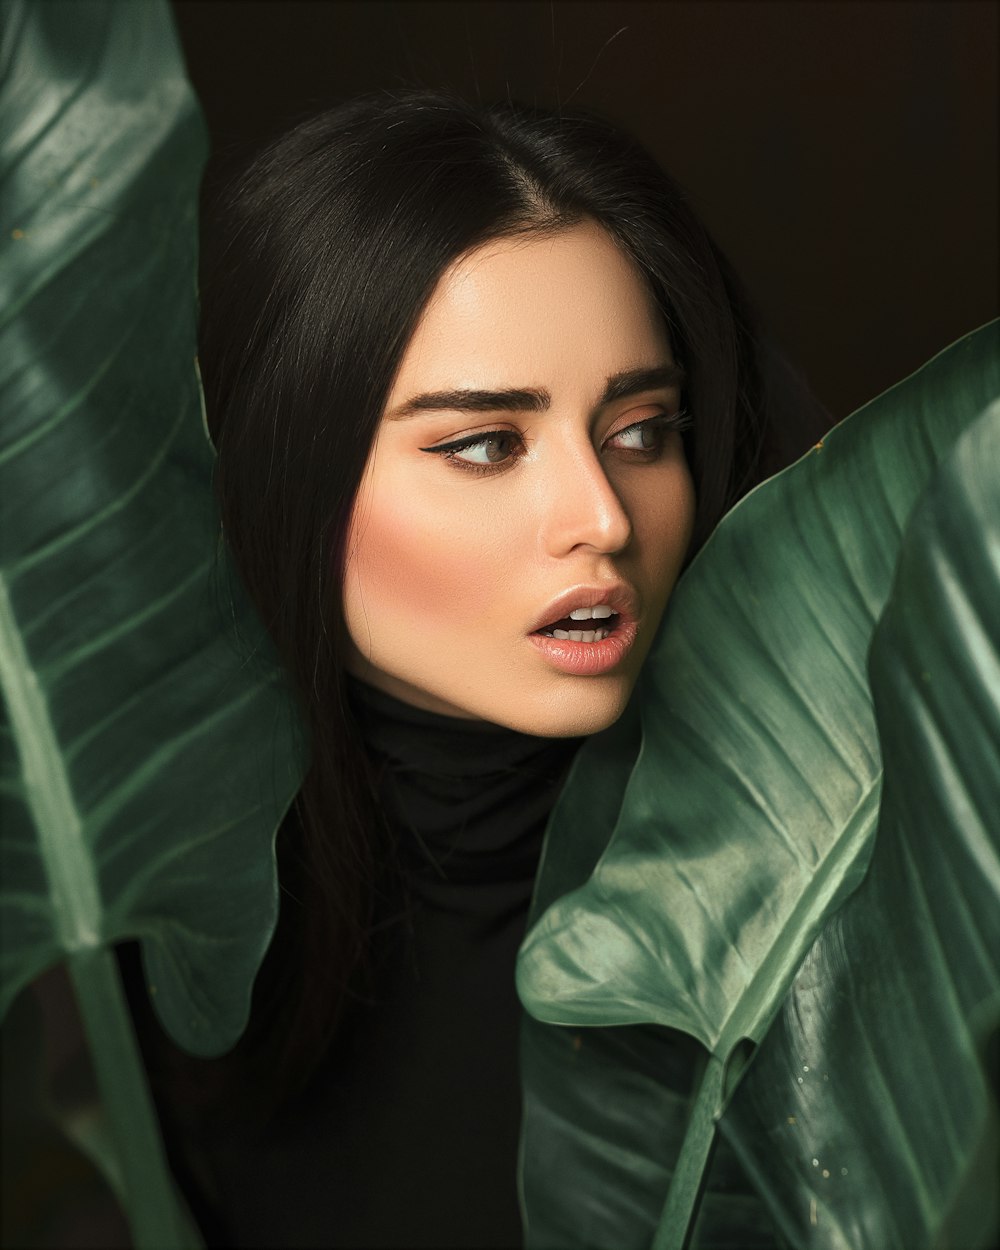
[343,219,696,736]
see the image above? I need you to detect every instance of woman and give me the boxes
[137,87,828,1247]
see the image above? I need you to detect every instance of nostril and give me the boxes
[538,455,633,556]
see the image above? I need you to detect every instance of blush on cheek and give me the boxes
[343,483,503,667]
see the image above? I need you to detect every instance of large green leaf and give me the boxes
[1,2,304,1241]
[517,321,1000,1247]
[720,397,1000,1247]
[0,0,300,1054]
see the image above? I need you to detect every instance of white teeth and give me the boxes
[548,628,609,642]
[569,604,615,620]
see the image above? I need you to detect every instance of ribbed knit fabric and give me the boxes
[188,678,582,1249]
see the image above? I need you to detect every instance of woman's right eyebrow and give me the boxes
[386,364,684,421]
[387,387,550,419]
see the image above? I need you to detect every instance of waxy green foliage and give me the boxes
[721,395,1000,1247]
[518,323,1000,1247]
[0,0,301,1058]
[3,2,997,1246]
[1,5,304,1241]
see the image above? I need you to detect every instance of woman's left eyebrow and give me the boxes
[602,364,685,404]
[386,363,684,420]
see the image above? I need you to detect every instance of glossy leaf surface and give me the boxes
[0,0,302,1055]
[518,322,1000,1247]
[720,397,1000,1247]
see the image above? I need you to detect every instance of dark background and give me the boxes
[171,0,998,423]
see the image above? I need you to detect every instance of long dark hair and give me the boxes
[197,87,827,1109]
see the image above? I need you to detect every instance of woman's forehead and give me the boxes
[389,221,673,400]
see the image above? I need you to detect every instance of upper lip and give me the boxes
[530,583,639,633]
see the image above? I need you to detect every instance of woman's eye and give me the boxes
[607,411,691,455]
[420,411,690,474]
[420,430,524,471]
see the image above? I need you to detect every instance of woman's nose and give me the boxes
[537,443,633,557]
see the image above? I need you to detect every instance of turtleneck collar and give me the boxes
[347,675,582,897]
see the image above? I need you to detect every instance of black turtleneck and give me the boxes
[187,679,582,1250]
[350,676,581,909]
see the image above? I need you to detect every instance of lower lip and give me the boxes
[527,618,639,675]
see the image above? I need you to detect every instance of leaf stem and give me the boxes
[67,946,199,1249]
[652,1056,725,1250]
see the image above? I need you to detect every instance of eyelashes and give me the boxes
[425,429,523,470]
[419,410,692,476]
[608,410,693,454]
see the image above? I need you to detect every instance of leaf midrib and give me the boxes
[0,573,100,949]
[713,778,883,1067]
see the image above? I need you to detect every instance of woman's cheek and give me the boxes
[343,475,508,658]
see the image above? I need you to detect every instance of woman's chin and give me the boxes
[345,641,640,737]
[478,677,636,739]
